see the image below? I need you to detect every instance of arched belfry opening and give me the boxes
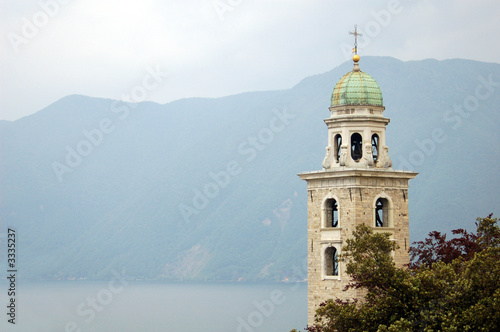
[375,197,390,227]
[372,134,379,163]
[324,246,338,277]
[324,198,338,228]
[351,133,363,161]
[334,134,342,163]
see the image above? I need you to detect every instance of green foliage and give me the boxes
[301,215,500,332]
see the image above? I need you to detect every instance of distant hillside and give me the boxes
[1,56,499,281]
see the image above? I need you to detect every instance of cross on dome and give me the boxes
[349,25,362,63]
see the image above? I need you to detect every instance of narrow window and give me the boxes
[334,134,342,162]
[325,199,338,227]
[375,198,389,227]
[351,133,363,161]
[371,134,379,163]
[325,247,338,276]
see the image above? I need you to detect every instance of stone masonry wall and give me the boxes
[306,174,411,325]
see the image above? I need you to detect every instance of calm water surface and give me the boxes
[0,280,307,332]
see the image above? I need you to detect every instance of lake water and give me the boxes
[0,280,307,332]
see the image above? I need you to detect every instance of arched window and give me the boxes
[325,247,338,276]
[325,198,338,227]
[351,133,363,161]
[334,134,342,162]
[371,134,379,163]
[375,198,389,227]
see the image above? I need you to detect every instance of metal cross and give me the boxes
[349,25,363,55]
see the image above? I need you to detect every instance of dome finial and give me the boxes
[349,25,362,71]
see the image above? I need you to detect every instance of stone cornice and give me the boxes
[324,115,390,126]
[298,168,418,181]
[329,105,386,112]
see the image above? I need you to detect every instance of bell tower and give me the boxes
[298,29,417,325]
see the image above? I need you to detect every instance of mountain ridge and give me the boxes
[1,56,499,281]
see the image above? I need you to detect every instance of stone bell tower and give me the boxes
[298,30,417,325]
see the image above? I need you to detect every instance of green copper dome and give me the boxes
[331,68,383,107]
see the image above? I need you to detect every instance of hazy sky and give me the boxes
[1,0,499,121]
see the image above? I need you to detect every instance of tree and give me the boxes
[296,215,500,332]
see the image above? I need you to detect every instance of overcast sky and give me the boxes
[1,0,499,121]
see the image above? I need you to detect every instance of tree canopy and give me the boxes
[299,215,500,332]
